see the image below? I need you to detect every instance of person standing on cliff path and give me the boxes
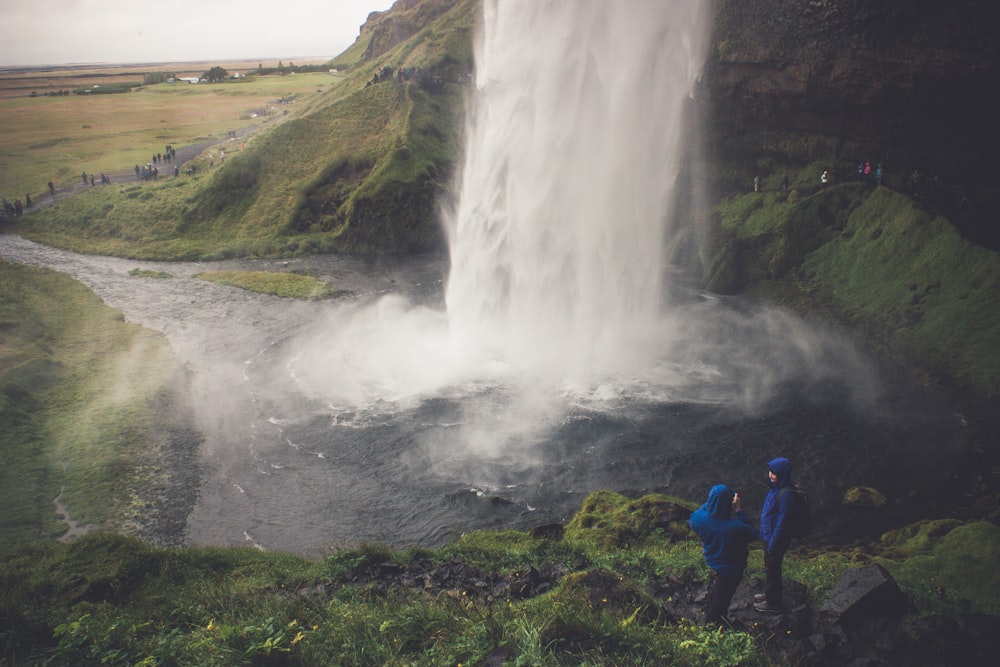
[820,170,830,189]
[756,457,794,614]
[690,484,757,627]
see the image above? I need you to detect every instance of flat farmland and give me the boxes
[0,60,343,200]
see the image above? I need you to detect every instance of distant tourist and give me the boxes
[820,170,830,190]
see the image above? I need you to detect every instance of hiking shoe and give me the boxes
[753,593,767,602]
[753,602,782,614]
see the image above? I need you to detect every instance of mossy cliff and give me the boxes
[692,0,1000,400]
[703,0,1000,248]
[190,0,478,256]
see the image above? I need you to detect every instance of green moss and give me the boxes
[842,486,889,508]
[874,520,1000,615]
[716,183,1000,397]
[565,491,696,549]
[0,261,178,545]
[804,187,1000,395]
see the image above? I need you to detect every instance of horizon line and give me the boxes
[0,55,338,71]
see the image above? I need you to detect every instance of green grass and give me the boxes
[802,187,1000,395]
[0,72,343,198]
[874,520,1000,616]
[714,183,1000,397]
[3,493,996,666]
[194,270,344,299]
[0,260,178,543]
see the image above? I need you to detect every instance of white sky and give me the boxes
[0,0,396,67]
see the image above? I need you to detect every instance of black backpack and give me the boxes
[782,484,812,538]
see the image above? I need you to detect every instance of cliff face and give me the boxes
[360,0,464,63]
[697,1,1000,400]
[704,0,1000,248]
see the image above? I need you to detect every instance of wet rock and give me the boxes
[528,522,565,540]
[843,486,888,508]
[818,564,909,631]
[900,613,1000,666]
[480,647,512,667]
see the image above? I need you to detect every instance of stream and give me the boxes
[3,234,992,557]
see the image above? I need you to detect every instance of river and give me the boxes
[2,234,990,556]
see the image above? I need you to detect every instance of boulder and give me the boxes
[819,564,909,631]
[529,523,565,540]
[842,486,888,508]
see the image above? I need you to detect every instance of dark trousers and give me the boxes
[706,570,743,626]
[764,537,791,608]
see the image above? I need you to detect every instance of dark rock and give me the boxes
[819,564,909,631]
[899,612,1000,666]
[377,562,403,576]
[480,647,512,667]
[528,522,565,540]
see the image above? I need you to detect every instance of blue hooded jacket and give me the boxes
[689,484,756,577]
[759,457,794,552]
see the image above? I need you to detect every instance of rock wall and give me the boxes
[703,0,1000,246]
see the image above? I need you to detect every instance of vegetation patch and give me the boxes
[874,520,1000,616]
[194,270,344,299]
[713,183,1000,397]
[127,268,172,279]
[5,490,994,665]
[0,261,182,544]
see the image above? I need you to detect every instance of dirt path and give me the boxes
[17,119,280,213]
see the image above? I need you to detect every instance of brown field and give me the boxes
[0,58,330,99]
[0,59,342,200]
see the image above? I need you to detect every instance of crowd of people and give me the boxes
[1,195,29,217]
[743,159,952,202]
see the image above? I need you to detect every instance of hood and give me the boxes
[768,457,792,489]
[701,484,735,519]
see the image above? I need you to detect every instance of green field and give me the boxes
[0,71,345,200]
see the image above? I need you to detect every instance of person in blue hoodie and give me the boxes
[756,457,794,614]
[689,484,757,626]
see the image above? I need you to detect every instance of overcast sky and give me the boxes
[0,0,396,67]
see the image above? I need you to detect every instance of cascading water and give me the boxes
[445,0,712,392]
[288,0,869,422]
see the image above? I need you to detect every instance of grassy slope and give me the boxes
[0,261,179,543]
[1,492,996,666]
[6,0,475,259]
[713,181,1000,398]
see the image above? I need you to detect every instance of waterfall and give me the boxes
[289,1,865,417]
[444,0,712,390]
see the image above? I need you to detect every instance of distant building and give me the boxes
[178,77,201,84]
